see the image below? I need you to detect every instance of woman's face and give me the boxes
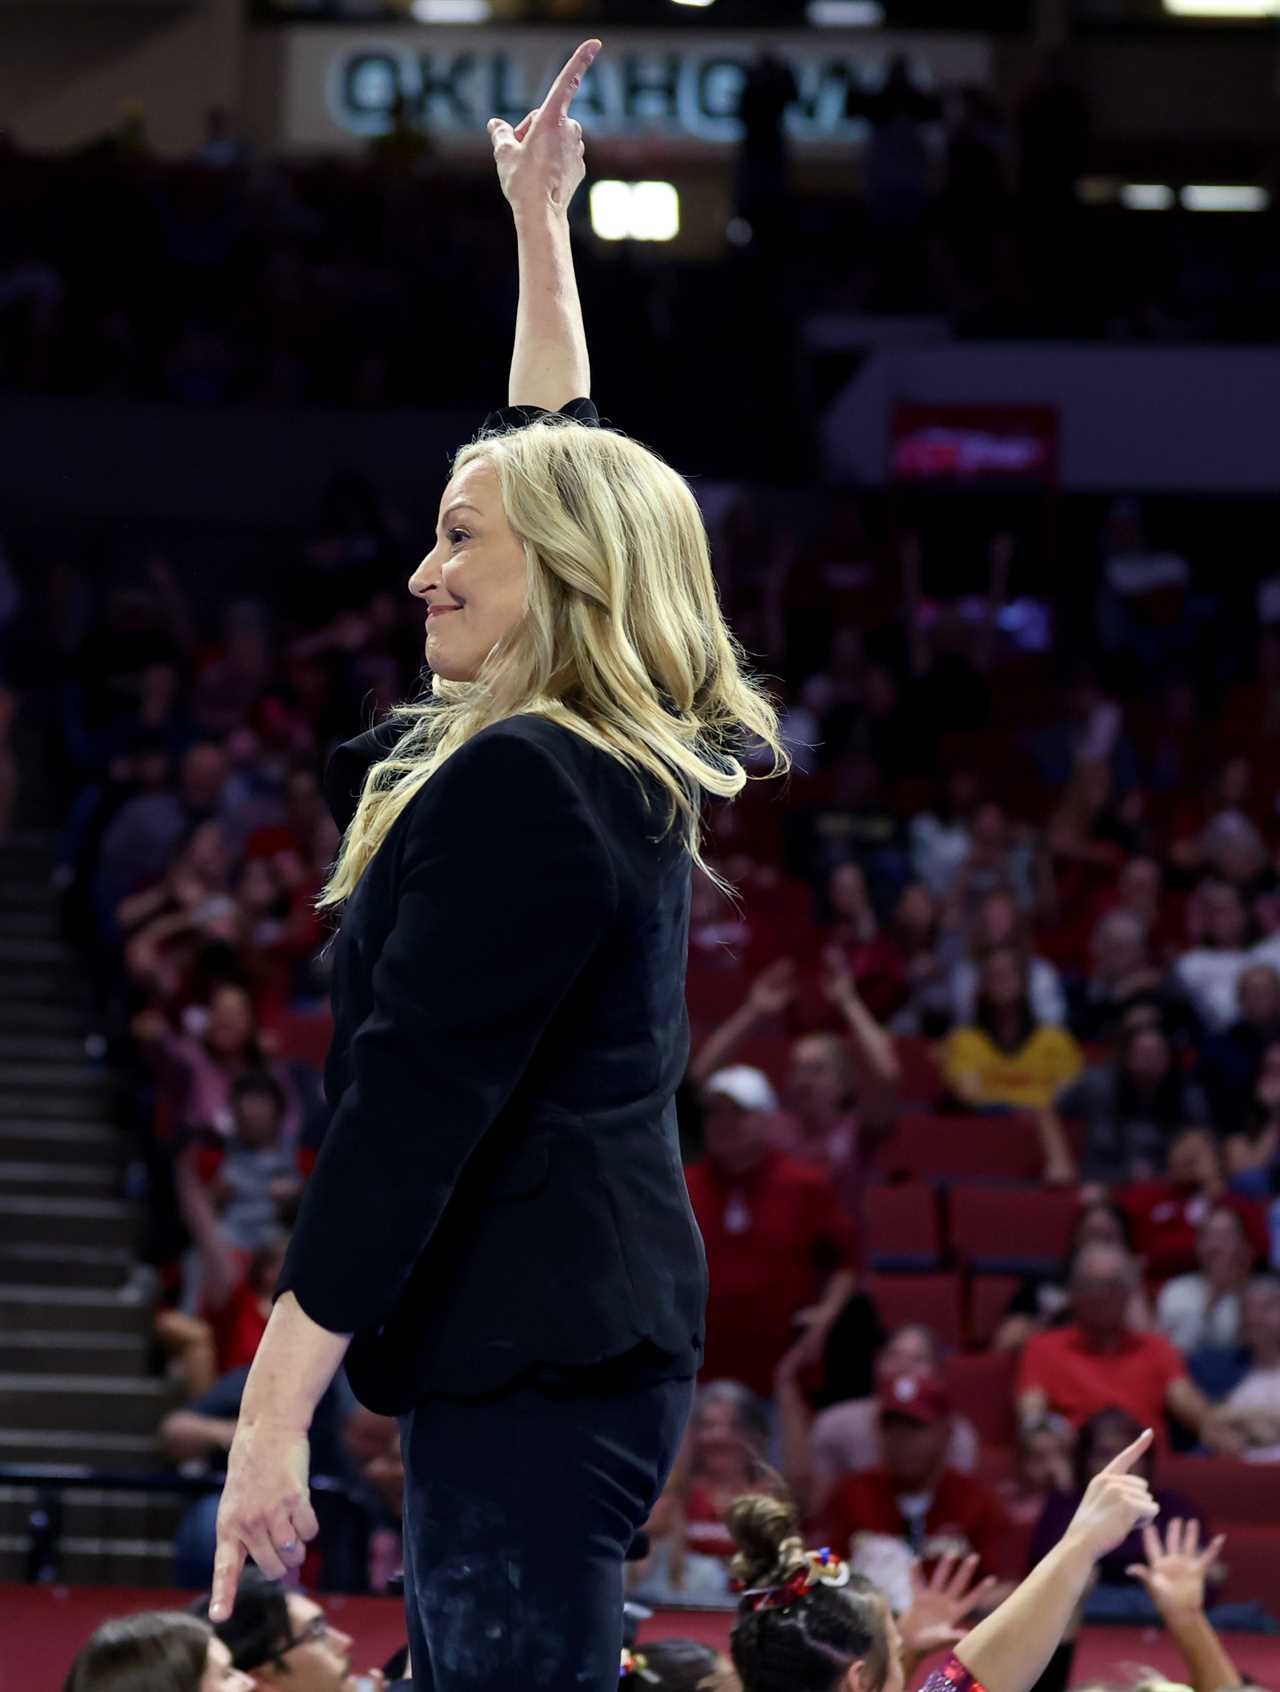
[1020,1426,1070,1493]
[875,1326,935,1383]
[200,1636,254,1692]
[185,821,229,885]
[896,884,936,940]
[695,1398,756,1467]
[408,460,529,683]
[1074,1205,1126,1254]
[1197,1208,1249,1280]
[1124,1029,1170,1088]
[830,863,871,921]
[206,985,255,1057]
[977,892,1018,947]
[980,947,1024,1009]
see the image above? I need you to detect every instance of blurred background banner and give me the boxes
[293,28,991,152]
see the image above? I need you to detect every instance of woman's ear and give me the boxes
[843,1661,870,1692]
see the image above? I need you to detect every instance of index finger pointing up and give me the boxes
[539,39,601,124]
[1100,1427,1154,1477]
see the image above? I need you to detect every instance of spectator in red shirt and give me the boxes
[1117,1125,1268,1283]
[685,1068,858,1398]
[1017,1242,1240,1453]
[819,1370,1020,1582]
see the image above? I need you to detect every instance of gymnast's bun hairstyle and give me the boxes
[727,1496,891,1692]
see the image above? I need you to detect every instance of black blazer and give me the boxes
[278,416,707,1409]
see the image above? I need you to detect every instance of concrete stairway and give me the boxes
[0,830,183,1584]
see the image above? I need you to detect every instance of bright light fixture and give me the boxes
[1181,183,1269,210]
[1163,1,1277,15]
[807,0,885,22]
[632,181,680,241]
[671,0,717,7]
[1120,183,1175,210]
[590,181,680,242]
[410,0,491,19]
[590,182,632,243]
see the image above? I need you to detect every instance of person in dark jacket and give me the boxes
[207,40,787,1692]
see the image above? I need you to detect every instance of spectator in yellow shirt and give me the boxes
[943,946,1085,1111]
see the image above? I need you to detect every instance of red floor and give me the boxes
[4,1584,1278,1691]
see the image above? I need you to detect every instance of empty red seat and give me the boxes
[866,1185,943,1271]
[867,1272,965,1351]
[968,1274,1025,1349]
[1216,1525,1280,1608]
[267,1006,333,1070]
[1159,1457,1280,1527]
[893,1038,944,1106]
[732,1034,795,1092]
[943,1350,1020,1447]
[881,1113,1044,1183]
[950,1186,1080,1272]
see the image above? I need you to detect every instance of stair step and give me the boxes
[0,1285,152,1336]
[0,907,59,939]
[0,1160,120,1197]
[0,1374,177,1436]
[0,1428,159,1470]
[3,1330,151,1375]
[0,822,54,846]
[0,1196,138,1251]
[0,1091,112,1121]
[0,1001,86,1034]
[0,1532,176,1586]
[0,938,74,967]
[0,1034,94,1063]
[0,1061,107,1090]
[0,1120,119,1161]
[0,969,87,1003]
[0,1243,133,1290]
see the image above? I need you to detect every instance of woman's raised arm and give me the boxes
[487,39,600,410]
[949,1428,1160,1692]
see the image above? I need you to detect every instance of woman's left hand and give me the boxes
[899,1551,1000,1665]
[487,39,598,216]
[210,1418,319,1621]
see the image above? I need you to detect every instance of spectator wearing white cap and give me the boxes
[685,1067,858,1399]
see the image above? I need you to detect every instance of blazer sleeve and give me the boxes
[480,397,599,435]
[277,730,619,1336]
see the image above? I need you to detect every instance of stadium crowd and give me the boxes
[1,52,1276,436]
[0,440,1265,1658]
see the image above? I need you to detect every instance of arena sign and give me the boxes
[276,28,991,152]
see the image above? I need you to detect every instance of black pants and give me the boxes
[398,1369,694,1691]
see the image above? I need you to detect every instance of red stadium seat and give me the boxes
[866,1185,943,1271]
[943,1350,1020,1447]
[733,1034,794,1092]
[867,1272,965,1351]
[1159,1457,1280,1527]
[880,1113,1044,1183]
[968,1274,1025,1349]
[268,1006,334,1070]
[893,1038,944,1106]
[949,1186,1080,1272]
[1216,1525,1280,1607]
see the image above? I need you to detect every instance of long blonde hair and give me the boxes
[319,416,788,908]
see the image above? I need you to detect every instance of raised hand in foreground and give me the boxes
[1062,1425,1160,1559]
[899,1552,1000,1675]
[487,39,599,216]
[1126,1519,1241,1692]
[1126,1517,1225,1622]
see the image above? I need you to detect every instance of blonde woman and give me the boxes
[207,38,785,1692]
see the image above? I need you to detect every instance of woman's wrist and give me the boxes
[1053,1529,1105,1585]
[512,199,571,235]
